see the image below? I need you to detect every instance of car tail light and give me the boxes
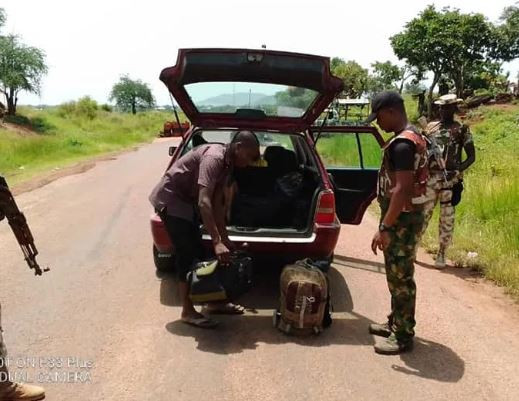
[315,190,336,224]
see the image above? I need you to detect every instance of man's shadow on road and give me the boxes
[158,260,464,383]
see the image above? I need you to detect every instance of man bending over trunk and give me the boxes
[150,130,260,328]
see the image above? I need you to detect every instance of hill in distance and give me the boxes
[197,92,277,107]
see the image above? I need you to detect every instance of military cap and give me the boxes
[434,93,463,106]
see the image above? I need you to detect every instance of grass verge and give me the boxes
[0,106,176,185]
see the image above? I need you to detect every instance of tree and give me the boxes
[391,5,519,115]
[0,8,6,29]
[109,76,155,114]
[366,61,403,95]
[0,35,47,115]
[274,86,315,109]
[493,3,519,61]
[331,58,368,98]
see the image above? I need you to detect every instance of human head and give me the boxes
[231,130,260,168]
[435,94,462,122]
[366,91,407,133]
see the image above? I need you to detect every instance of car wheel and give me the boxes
[153,245,176,272]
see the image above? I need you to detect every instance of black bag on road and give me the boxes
[188,252,253,304]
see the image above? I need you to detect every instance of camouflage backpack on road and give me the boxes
[274,259,331,335]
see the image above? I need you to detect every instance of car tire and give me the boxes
[153,245,176,273]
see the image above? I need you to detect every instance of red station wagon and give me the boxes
[150,48,384,271]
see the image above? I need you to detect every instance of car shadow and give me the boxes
[159,262,465,383]
[162,263,376,352]
[333,254,386,275]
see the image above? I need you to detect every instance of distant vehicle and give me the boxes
[159,121,190,137]
[150,48,383,271]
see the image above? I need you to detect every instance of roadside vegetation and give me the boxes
[318,100,519,297]
[421,102,519,297]
[0,99,174,184]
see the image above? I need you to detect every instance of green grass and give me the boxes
[317,133,382,168]
[0,106,177,184]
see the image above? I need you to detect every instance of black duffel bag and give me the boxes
[188,252,253,304]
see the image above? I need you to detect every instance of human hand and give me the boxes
[214,241,231,265]
[222,237,236,252]
[371,230,391,255]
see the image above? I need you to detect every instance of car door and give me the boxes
[312,126,385,224]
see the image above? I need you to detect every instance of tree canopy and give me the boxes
[0,34,48,115]
[391,5,519,115]
[0,8,6,29]
[331,58,368,98]
[109,76,155,114]
[367,61,402,94]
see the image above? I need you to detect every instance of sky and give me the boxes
[2,0,518,106]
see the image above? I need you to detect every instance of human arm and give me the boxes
[212,182,235,251]
[198,185,230,263]
[459,141,475,172]
[197,154,232,262]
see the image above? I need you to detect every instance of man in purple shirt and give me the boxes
[150,131,260,328]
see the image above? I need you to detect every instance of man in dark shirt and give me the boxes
[150,130,260,328]
[366,91,428,354]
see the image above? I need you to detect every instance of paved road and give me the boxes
[1,138,518,401]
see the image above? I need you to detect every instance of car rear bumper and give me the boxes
[150,213,340,259]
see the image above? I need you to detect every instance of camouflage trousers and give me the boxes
[379,198,425,342]
[421,174,459,250]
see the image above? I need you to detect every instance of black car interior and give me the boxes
[231,144,320,230]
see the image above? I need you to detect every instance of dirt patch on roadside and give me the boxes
[11,147,139,196]
[0,122,39,137]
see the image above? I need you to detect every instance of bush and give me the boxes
[76,96,98,120]
[56,97,98,120]
[474,88,493,97]
[4,114,32,125]
[100,104,113,112]
[3,114,54,133]
[57,101,77,118]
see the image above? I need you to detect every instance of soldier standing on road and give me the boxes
[149,130,260,329]
[366,91,429,355]
[421,94,476,268]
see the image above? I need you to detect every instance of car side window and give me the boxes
[316,132,360,168]
[316,132,382,169]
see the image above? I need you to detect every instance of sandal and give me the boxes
[181,315,219,329]
[204,302,245,315]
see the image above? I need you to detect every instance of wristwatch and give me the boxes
[379,223,393,232]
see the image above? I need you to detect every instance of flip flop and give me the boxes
[204,302,245,315]
[181,316,219,329]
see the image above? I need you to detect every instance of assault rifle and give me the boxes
[0,176,48,275]
[417,117,448,183]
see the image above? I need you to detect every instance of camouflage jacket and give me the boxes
[378,129,429,210]
[425,121,473,174]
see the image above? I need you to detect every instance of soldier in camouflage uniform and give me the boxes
[366,91,428,355]
[421,94,476,268]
